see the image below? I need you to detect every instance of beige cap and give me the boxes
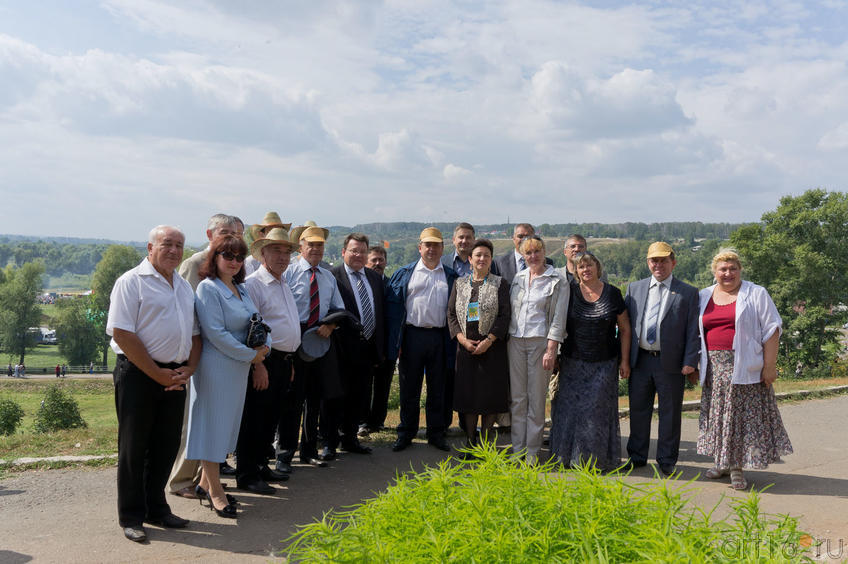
[646,241,674,259]
[419,227,443,243]
[250,227,294,259]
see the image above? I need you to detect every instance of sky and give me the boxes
[2,0,847,242]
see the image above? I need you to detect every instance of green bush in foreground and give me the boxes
[284,443,808,563]
[0,398,25,436]
[33,385,87,433]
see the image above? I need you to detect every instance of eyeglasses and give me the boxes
[218,251,246,263]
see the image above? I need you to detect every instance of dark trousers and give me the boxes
[275,359,306,464]
[322,340,376,449]
[113,355,185,527]
[236,350,292,485]
[627,352,686,466]
[397,326,446,442]
[366,358,396,430]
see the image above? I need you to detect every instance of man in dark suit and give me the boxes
[492,223,553,284]
[440,222,475,276]
[326,233,385,457]
[624,242,700,476]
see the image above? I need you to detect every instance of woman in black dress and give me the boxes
[550,251,630,471]
[447,239,511,448]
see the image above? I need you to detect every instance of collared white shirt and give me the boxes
[639,274,673,350]
[284,256,345,323]
[512,265,557,338]
[245,265,302,353]
[405,259,449,328]
[344,263,375,322]
[107,257,199,364]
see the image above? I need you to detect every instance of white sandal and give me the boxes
[730,469,747,490]
[705,467,728,479]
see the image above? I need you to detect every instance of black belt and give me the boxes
[269,349,296,361]
[405,324,444,331]
[117,354,185,369]
[639,348,661,358]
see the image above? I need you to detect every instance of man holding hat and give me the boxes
[385,227,458,452]
[282,223,345,468]
[237,227,301,493]
[624,241,700,476]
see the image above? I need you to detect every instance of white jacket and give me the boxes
[698,280,782,385]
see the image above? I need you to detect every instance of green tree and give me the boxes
[54,297,100,365]
[0,262,45,364]
[90,246,141,367]
[730,189,848,373]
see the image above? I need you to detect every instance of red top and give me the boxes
[703,297,736,350]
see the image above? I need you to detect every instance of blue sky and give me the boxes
[2,1,847,240]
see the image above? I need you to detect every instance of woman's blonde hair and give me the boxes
[710,248,742,272]
[573,251,604,279]
[519,235,545,255]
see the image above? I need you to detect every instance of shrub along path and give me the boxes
[0,396,846,562]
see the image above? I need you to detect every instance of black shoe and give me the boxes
[621,459,647,472]
[392,438,412,452]
[237,479,275,495]
[219,461,237,476]
[275,460,293,474]
[428,437,450,451]
[195,485,238,505]
[319,447,337,461]
[260,466,290,482]
[341,440,372,454]
[302,457,328,468]
[205,492,238,519]
[145,513,189,528]
[357,425,371,438]
[659,463,676,477]
[123,526,147,542]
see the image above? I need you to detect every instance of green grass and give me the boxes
[45,272,93,293]
[0,379,117,461]
[283,444,808,562]
[3,343,115,373]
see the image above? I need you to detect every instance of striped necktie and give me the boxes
[354,271,375,339]
[645,282,664,345]
[307,267,320,328]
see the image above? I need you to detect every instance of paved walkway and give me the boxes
[1,396,846,562]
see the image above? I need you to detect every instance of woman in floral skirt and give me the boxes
[696,249,792,490]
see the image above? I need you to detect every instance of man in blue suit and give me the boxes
[386,227,458,452]
[624,242,700,475]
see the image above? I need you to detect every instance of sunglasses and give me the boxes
[218,251,246,263]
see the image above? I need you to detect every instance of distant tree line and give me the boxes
[0,239,144,277]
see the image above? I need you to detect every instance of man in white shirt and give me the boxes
[385,227,458,452]
[107,226,201,543]
[236,227,301,493]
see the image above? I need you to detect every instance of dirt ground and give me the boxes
[1,395,847,563]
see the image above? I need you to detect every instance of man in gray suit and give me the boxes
[624,242,699,476]
[493,223,552,284]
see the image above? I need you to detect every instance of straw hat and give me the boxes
[419,227,444,243]
[250,227,295,259]
[290,221,330,243]
[249,211,291,241]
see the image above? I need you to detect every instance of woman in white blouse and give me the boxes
[507,235,569,464]
[697,249,792,490]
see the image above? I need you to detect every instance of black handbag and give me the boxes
[246,313,271,348]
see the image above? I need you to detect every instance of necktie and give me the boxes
[354,271,375,339]
[645,283,664,345]
[518,257,527,271]
[307,267,320,328]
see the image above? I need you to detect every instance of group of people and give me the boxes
[7,363,26,378]
[54,363,68,377]
[106,216,793,543]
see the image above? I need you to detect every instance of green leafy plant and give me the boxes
[284,443,808,563]
[33,385,87,433]
[0,398,25,436]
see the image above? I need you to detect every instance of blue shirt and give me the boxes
[285,256,345,323]
[451,252,472,277]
